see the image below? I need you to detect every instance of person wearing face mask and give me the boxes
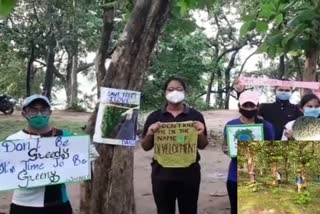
[281,93,320,140]
[141,77,208,214]
[222,91,275,214]
[258,85,303,140]
[6,95,99,214]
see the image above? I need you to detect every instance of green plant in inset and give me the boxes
[294,191,312,205]
[101,106,127,138]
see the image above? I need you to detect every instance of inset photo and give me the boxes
[238,141,320,214]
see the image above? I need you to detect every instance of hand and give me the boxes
[222,144,228,155]
[284,129,293,139]
[146,122,161,136]
[234,79,245,93]
[193,121,205,135]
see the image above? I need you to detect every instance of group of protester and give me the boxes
[4,77,209,214]
[3,76,319,214]
[223,81,320,214]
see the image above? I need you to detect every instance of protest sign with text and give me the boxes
[226,124,264,157]
[0,135,91,191]
[154,121,198,168]
[94,87,141,146]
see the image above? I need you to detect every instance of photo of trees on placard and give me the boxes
[101,104,139,140]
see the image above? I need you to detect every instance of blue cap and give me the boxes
[23,94,51,109]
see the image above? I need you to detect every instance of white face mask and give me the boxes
[166,90,185,104]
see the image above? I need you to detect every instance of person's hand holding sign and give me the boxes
[146,122,161,136]
[193,121,205,135]
[222,143,228,155]
[193,121,208,149]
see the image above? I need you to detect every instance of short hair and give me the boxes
[163,77,187,92]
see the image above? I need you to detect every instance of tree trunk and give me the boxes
[303,48,319,94]
[206,72,214,107]
[217,68,223,109]
[247,146,255,183]
[278,54,285,79]
[80,1,172,214]
[224,50,239,109]
[272,165,277,185]
[69,53,78,108]
[26,42,35,97]
[65,52,73,107]
[43,39,55,100]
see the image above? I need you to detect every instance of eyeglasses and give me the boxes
[25,107,51,117]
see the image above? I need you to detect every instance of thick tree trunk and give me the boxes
[303,48,318,94]
[80,1,172,214]
[26,42,35,97]
[43,40,55,100]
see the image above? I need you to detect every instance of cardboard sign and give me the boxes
[154,121,198,168]
[94,87,141,146]
[226,124,264,157]
[0,136,91,191]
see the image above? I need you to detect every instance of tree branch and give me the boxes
[77,62,94,73]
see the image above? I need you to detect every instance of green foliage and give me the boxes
[294,191,312,205]
[142,15,211,110]
[0,0,16,17]
[101,106,127,138]
[240,0,320,58]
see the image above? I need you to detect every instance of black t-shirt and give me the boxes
[142,105,207,180]
[259,100,303,140]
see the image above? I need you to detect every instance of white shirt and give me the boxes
[281,120,295,141]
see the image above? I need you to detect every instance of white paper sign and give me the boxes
[94,87,141,146]
[0,136,91,191]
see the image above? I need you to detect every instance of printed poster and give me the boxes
[0,136,91,191]
[154,121,198,168]
[93,87,141,146]
[226,124,264,158]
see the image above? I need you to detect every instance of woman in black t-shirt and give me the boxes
[141,77,208,214]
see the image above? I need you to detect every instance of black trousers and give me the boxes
[152,175,201,214]
[227,180,237,214]
[10,202,73,214]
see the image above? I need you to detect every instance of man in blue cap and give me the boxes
[6,94,98,214]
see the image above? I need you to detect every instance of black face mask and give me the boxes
[239,108,258,119]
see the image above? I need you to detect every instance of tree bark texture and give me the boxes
[80,1,172,214]
[303,48,319,95]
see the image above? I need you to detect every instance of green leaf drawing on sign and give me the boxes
[178,135,185,143]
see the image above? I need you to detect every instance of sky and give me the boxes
[53,8,301,111]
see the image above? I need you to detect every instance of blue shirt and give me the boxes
[224,118,275,182]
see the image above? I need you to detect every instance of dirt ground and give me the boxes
[0,110,239,214]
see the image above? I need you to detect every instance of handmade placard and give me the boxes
[93,87,141,146]
[154,121,198,168]
[0,135,91,191]
[226,124,264,157]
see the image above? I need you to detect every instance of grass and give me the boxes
[0,117,86,141]
[238,175,320,214]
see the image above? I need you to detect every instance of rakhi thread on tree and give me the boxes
[237,77,320,98]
